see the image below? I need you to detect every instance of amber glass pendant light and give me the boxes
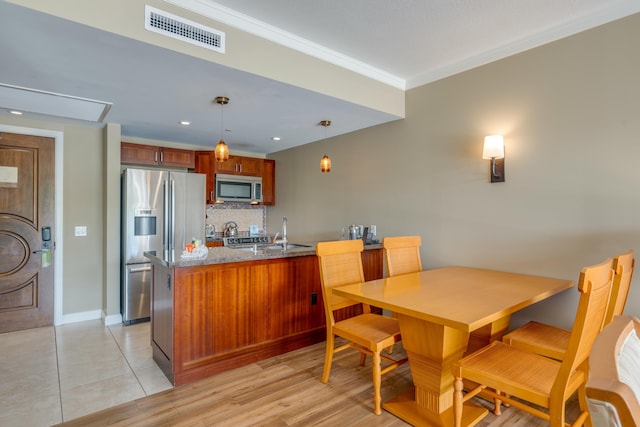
[214,96,230,162]
[319,120,331,173]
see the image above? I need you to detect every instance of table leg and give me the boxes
[466,315,510,354]
[383,314,488,426]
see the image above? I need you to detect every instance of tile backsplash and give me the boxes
[206,204,266,236]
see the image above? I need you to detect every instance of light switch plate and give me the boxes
[75,226,87,237]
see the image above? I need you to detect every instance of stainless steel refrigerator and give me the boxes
[121,168,205,324]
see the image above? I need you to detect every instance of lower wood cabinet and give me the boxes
[150,249,382,386]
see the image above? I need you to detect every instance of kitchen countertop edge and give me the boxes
[145,242,382,268]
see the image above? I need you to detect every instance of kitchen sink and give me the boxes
[282,243,312,249]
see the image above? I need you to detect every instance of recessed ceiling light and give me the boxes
[9,110,23,115]
[271,136,281,141]
[179,121,191,125]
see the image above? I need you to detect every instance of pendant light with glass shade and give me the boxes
[214,96,230,162]
[319,120,331,173]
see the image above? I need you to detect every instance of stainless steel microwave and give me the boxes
[215,174,262,203]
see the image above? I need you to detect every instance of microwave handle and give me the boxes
[255,182,262,201]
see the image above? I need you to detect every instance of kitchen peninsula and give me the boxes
[146,243,383,386]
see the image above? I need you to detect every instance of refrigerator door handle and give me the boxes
[170,178,176,251]
[129,266,152,273]
[163,178,170,252]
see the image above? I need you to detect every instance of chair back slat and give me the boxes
[554,258,614,395]
[605,250,635,326]
[383,236,422,277]
[316,240,365,323]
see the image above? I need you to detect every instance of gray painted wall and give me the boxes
[267,13,640,330]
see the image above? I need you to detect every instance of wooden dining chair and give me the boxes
[586,315,640,427]
[316,240,407,415]
[501,250,634,360]
[382,235,422,277]
[452,258,614,427]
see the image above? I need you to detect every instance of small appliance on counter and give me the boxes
[224,221,238,237]
[347,224,378,244]
[348,224,361,240]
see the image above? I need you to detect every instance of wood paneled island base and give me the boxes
[153,326,327,386]
[148,247,383,386]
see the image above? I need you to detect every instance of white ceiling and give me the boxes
[1,0,639,154]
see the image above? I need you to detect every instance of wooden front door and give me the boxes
[0,132,55,333]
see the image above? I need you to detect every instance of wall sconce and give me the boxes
[482,135,505,183]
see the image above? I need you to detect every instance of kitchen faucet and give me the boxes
[273,216,288,250]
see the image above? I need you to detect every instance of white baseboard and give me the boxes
[103,312,123,325]
[56,310,123,326]
[58,310,103,325]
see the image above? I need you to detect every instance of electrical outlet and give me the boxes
[311,292,318,306]
[74,226,87,237]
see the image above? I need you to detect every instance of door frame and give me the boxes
[0,124,64,326]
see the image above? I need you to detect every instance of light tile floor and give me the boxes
[0,319,172,426]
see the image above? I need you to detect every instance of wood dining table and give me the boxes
[332,266,573,427]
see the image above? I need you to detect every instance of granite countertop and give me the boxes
[145,241,382,268]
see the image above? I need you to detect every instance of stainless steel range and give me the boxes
[223,236,270,247]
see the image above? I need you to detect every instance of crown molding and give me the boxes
[162,0,406,90]
[407,0,640,89]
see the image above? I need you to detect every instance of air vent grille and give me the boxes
[145,5,225,53]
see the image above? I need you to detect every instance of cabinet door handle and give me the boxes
[239,163,242,173]
[210,191,214,201]
[155,151,158,163]
[160,151,164,163]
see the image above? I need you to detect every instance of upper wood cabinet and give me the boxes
[195,151,216,203]
[194,151,275,205]
[215,155,263,177]
[121,142,195,169]
[262,159,275,206]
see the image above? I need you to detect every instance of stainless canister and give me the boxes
[349,224,359,240]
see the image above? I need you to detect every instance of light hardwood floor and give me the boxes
[2,319,580,426]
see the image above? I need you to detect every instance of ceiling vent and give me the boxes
[145,5,225,53]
